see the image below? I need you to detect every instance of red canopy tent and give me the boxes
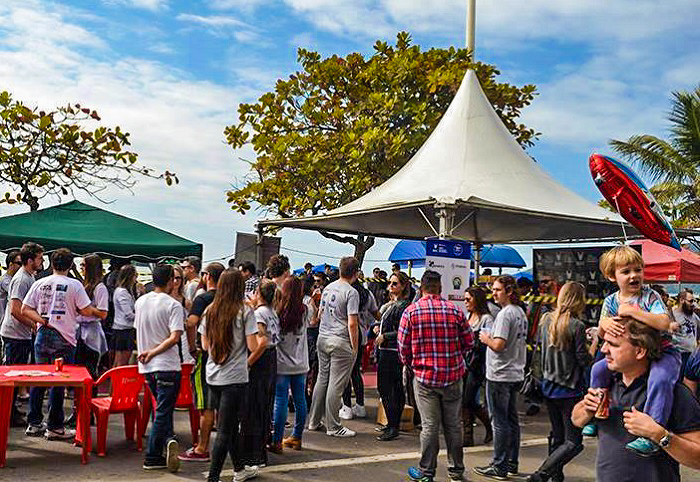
[631,240,700,282]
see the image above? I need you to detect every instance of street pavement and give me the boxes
[4,386,699,481]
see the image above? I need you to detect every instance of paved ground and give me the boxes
[4,386,700,481]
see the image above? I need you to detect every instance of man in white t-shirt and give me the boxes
[21,248,102,440]
[135,264,184,473]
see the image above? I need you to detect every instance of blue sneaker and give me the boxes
[407,466,433,481]
[626,436,660,457]
[582,423,598,437]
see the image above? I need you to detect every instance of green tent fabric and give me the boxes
[0,200,202,261]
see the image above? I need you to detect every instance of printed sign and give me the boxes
[425,239,471,315]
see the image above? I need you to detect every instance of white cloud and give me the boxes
[0,0,262,258]
[175,13,260,41]
[102,0,169,12]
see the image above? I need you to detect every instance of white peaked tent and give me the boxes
[259,70,695,244]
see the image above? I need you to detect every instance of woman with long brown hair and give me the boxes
[271,276,312,452]
[169,265,194,364]
[528,282,591,482]
[201,269,259,482]
[374,271,412,441]
[462,286,494,446]
[112,264,138,367]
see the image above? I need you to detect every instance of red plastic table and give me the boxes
[0,364,92,468]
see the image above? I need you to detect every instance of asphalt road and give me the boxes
[4,387,699,481]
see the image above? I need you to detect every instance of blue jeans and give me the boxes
[273,374,307,443]
[144,371,180,462]
[28,327,75,430]
[486,380,521,473]
[2,336,33,417]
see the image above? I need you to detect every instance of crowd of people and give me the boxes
[1,243,700,482]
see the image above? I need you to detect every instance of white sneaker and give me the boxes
[326,426,356,438]
[166,438,180,473]
[45,427,75,441]
[25,423,46,437]
[339,405,353,420]
[233,465,259,482]
[352,404,367,418]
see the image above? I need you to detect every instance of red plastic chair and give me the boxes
[90,365,145,456]
[138,363,199,446]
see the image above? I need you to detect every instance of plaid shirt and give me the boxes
[244,275,260,296]
[398,294,474,388]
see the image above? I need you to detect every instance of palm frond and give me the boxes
[610,135,690,182]
[668,87,700,164]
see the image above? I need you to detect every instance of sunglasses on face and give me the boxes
[465,296,472,302]
[174,276,182,280]
[389,281,400,287]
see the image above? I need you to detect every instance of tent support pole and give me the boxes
[255,224,264,274]
[436,203,456,239]
[473,243,482,286]
[408,260,413,278]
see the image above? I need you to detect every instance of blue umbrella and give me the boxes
[388,240,526,268]
[514,269,533,281]
[293,263,338,275]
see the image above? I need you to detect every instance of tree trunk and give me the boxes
[319,231,375,266]
[22,189,39,211]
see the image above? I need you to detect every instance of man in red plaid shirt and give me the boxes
[398,270,474,482]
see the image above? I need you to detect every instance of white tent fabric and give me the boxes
[259,70,694,243]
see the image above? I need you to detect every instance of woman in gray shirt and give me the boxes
[200,269,258,482]
[271,276,312,452]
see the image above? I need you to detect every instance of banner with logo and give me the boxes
[425,239,472,315]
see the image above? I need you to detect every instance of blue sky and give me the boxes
[0,0,698,271]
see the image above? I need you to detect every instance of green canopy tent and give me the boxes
[0,200,202,262]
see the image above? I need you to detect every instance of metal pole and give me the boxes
[255,224,264,274]
[467,0,476,58]
[408,260,413,278]
[473,243,481,286]
[436,203,456,239]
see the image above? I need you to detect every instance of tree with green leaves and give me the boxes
[610,86,700,228]
[0,91,178,211]
[225,32,538,262]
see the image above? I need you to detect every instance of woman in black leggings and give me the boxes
[374,271,412,441]
[528,282,591,482]
[201,269,260,482]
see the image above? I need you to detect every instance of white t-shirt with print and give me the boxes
[22,274,92,347]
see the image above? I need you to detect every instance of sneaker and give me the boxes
[473,465,508,480]
[582,423,598,437]
[166,438,180,473]
[339,405,353,420]
[625,436,661,456]
[374,424,389,433]
[507,463,519,477]
[178,446,210,462]
[45,427,76,441]
[25,423,45,437]
[282,436,302,450]
[143,458,167,470]
[376,427,399,441]
[233,465,259,482]
[525,404,540,416]
[326,426,356,438]
[448,473,464,481]
[407,466,433,481]
[351,404,367,418]
[268,442,283,454]
[308,422,325,432]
